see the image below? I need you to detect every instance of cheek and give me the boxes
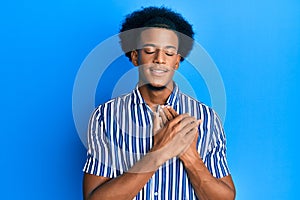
[168,59,179,69]
[138,53,152,64]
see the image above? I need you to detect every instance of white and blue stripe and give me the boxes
[83,84,230,199]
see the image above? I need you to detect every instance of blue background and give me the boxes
[1,0,299,199]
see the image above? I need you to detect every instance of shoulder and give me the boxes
[178,91,215,111]
[91,91,134,118]
[178,91,221,123]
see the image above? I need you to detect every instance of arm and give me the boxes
[180,142,236,200]
[161,106,236,200]
[83,153,159,200]
[83,112,199,200]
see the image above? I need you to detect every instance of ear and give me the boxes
[174,54,181,70]
[130,50,139,66]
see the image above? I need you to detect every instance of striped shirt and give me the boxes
[83,84,230,199]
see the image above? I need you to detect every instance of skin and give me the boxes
[83,28,236,200]
[160,106,236,200]
[132,28,181,110]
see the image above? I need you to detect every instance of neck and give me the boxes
[138,83,174,111]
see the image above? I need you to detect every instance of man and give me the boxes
[83,6,235,200]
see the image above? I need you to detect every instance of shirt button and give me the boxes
[154,191,158,196]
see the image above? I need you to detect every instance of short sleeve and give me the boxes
[82,106,117,178]
[204,111,230,178]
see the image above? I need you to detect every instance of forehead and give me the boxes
[138,28,179,48]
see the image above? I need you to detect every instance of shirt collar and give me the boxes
[165,83,179,107]
[132,85,146,104]
[132,83,180,107]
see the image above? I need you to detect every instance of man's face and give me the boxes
[131,28,181,89]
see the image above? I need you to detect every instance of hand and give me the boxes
[179,125,200,163]
[158,106,202,160]
[152,105,178,132]
[151,106,199,162]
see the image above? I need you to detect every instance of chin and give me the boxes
[146,83,167,91]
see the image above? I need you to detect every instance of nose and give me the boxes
[153,49,166,64]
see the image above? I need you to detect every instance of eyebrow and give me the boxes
[141,44,177,50]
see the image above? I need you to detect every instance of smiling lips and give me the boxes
[149,67,169,76]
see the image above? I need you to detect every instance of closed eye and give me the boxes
[144,50,155,54]
[141,46,177,56]
[143,47,156,54]
[165,51,176,56]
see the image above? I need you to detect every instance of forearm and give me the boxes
[87,172,154,200]
[181,152,235,200]
[86,151,165,200]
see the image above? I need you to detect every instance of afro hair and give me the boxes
[119,6,194,62]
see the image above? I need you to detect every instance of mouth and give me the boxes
[149,67,169,76]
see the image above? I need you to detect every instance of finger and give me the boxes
[159,115,164,128]
[197,119,202,125]
[159,108,168,125]
[161,106,174,121]
[168,126,197,156]
[168,113,190,127]
[175,117,198,135]
[182,122,199,136]
[178,117,201,132]
[166,106,179,118]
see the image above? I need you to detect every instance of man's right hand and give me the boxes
[150,107,199,162]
